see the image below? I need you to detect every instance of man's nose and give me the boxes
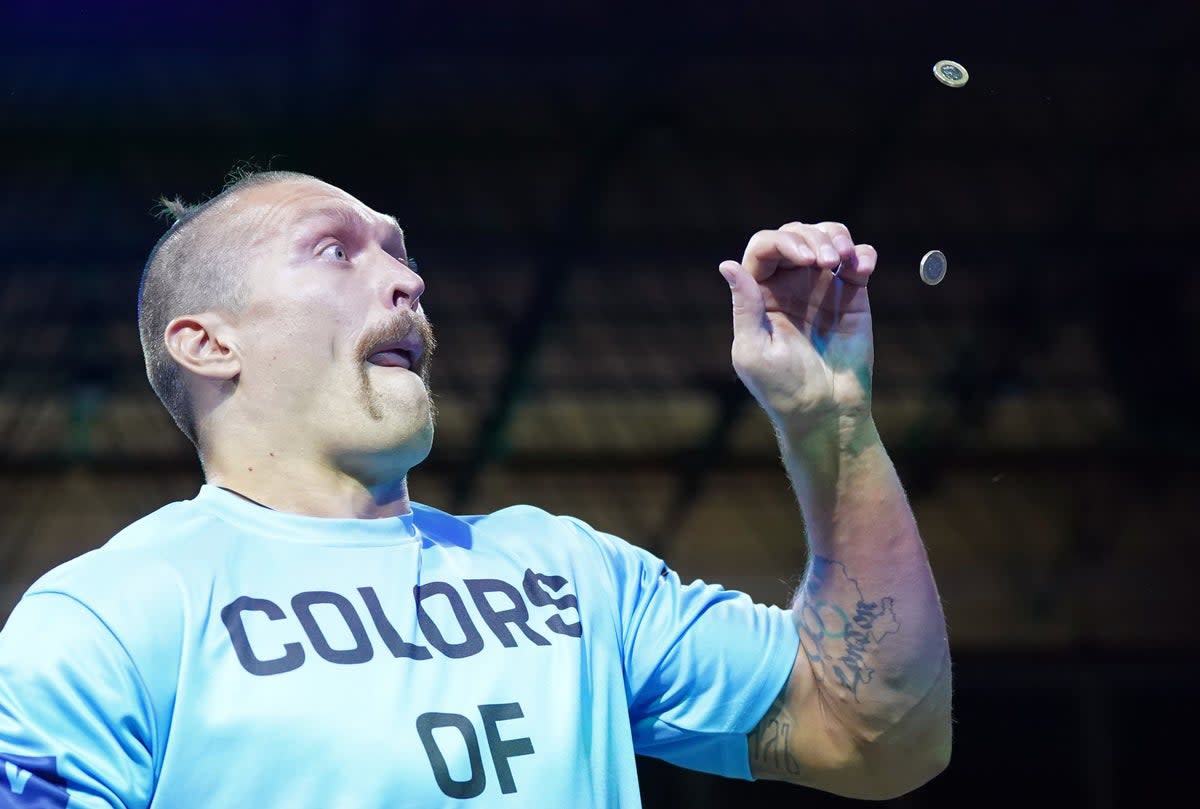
[384,256,424,311]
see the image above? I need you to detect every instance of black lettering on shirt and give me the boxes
[357,586,432,660]
[221,596,306,676]
[522,569,583,638]
[291,591,374,665]
[465,578,551,648]
[415,582,485,659]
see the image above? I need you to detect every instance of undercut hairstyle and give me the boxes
[138,168,317,447]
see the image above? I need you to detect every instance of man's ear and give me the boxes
[164,313,241,381]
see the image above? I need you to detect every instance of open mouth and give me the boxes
[364,333,423,372]
[366,348,414,369]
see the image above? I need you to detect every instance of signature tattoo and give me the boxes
[796,556,900,702]
[748,690,803,776]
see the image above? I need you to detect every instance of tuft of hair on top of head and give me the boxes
[150,166,318,230]
[223,160,267,190]
[156,196,189,223]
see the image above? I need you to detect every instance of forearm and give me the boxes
[779,412,951,742]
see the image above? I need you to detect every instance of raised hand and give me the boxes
[718,222,878,434]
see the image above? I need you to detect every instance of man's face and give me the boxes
[225,178,436,472]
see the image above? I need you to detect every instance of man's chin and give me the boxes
[370,364,434,393]
[335,426,434,473]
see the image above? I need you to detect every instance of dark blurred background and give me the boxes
[2,0,1197,806]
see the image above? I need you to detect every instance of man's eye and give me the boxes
[320,243,348,261]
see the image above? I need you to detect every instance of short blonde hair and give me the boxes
[137,169,316,445]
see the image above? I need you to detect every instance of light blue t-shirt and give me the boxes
[0,485,799,808]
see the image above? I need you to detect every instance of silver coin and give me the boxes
[933,59,969,88]
[920,250,947,285]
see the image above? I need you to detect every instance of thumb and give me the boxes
[719,260,767,340]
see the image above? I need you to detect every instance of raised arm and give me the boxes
[719,224,952,800]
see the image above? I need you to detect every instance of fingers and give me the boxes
[778,221,877,287]
[731,222,878,295]
[851,243,878,284]
[719,259,768,343]
[740,229,817,282]
[779,222,842,274]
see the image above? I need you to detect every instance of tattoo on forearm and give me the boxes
[796,555,899,702]
[748,691,802,776]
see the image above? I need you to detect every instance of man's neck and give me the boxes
[203,451,414,519]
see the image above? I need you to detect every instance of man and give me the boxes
[0,171,951,807]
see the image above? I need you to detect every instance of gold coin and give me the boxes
[933,60,969,88]
[920,250,947,285]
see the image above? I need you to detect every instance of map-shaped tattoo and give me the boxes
[797,556,900,699]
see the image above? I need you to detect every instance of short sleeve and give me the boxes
[0,592,156,808]
[571,521,800,779]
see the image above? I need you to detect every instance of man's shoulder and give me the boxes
[25,493,212,607]
[414,501,556,523]
[413,501,607,546]
[103,491,220,552]
[12,501,200,697]
[411,501,651,577]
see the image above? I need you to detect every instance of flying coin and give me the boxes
[933,59,969,88]
[920,250,947,285]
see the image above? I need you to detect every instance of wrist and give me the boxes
[777,413,888,537]
[775,409,878,454]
